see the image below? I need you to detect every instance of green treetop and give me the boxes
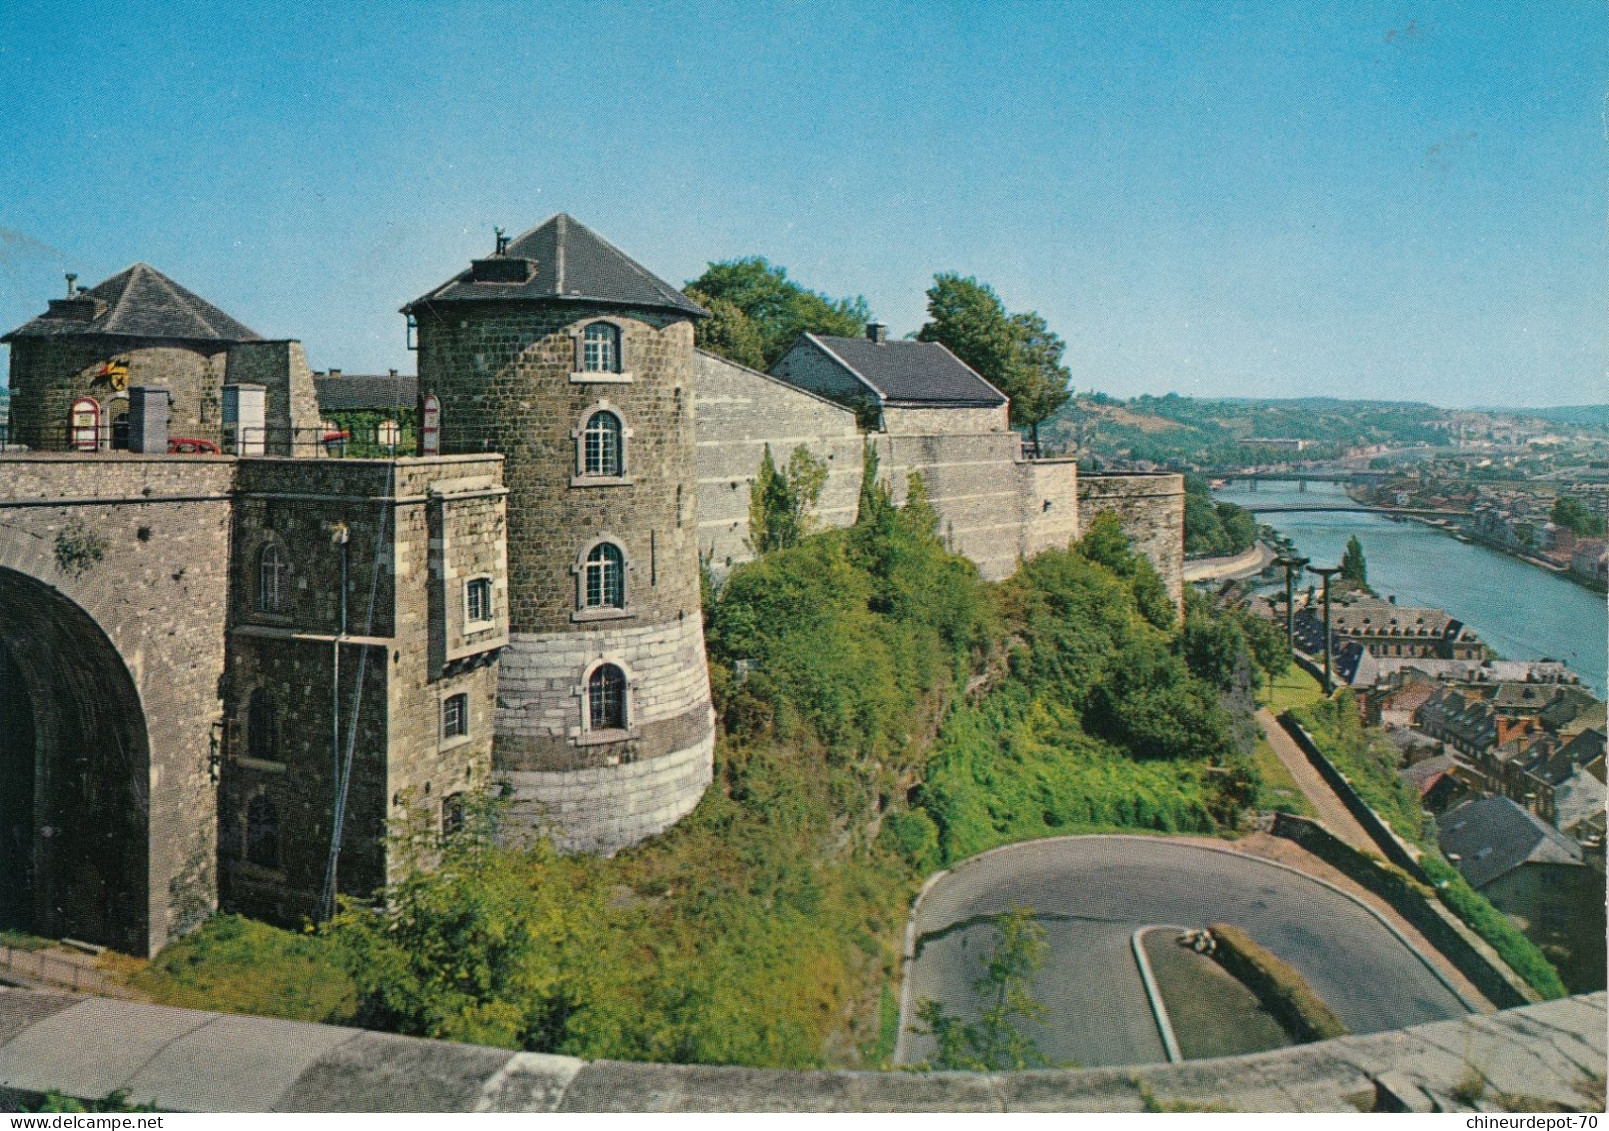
[1552,495,1607,537]
[1340,535,1368,586]
[686,257,871,370]
[916,273,1073,445]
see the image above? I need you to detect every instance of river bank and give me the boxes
[1215,480,1607,698]
[1341,484,1606,593]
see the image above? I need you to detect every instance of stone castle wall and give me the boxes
[6,338,229,451]
[223,456,506,922]
[0,454,235,955]
[692,352,1091,584]
[223,341,322,456]
[692,351,864,571]
[1078,472,1187,607]
[881,403,1009,436]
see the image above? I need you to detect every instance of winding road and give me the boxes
[895,836,1471,1069]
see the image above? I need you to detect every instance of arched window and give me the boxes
[258,544,289,613]
[588,664,627,731]
[584,542,625,608]
[248,689,277,762]
[583,410,623,476]
[246,795,280,868]
[582,322,620,373]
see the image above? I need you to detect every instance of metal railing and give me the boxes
[221,424,415,459]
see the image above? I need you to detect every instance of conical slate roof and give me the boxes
[404,213,707,319]
[2,263,261,343]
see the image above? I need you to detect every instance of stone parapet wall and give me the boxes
[499,730,714,853]
[1078,473,1186,608]
[0,987,1600,1112]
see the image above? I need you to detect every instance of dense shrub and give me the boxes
[1418,855,1568,1000]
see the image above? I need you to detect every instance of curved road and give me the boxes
[895,836,1469,1068]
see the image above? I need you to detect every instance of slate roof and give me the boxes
[404,214,706,319]
[1438,795,1583,889]
[2,263,260,343]
[315,373,419,414]
[807,334,1007,407]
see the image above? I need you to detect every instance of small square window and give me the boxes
[466,577,493,624]
[442,693,469,740]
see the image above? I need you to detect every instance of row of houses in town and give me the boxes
[1354,665,1608,992]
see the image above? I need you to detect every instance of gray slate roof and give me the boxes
[809,334,1007,406]
[404,214,706,319]
[315,373,418,413]
[1438,795,1583,889]
[3,263,260,343]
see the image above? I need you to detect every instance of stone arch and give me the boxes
[0,566,151,953]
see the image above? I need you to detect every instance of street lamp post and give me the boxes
[1310,565,1342,695]
[1274,555,1309,654]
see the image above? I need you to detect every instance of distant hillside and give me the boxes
[1506,404,1609,428]
[1044,392,1443,465]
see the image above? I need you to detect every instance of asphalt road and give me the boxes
[895,836,1470,1069]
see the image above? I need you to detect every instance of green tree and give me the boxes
[1239,609,1292,693]
[1340,535,1368,586]
[1552,495,1606,537]
[915,905,1054,1071]
[748,444,829,555]
[916,274,1072,446]
[686,258,870,369]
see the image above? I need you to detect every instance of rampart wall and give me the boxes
[0,987,1599,1112]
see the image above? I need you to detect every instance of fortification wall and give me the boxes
[224,341,322,455]
[0,454,236,954]
[693,355,1091,582]
[1019,457,1081,560]
[6,339,229,451]
[692,351,862,571]
[1078,472,1186,607]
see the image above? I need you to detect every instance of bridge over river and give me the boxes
[1239,503,1469,517]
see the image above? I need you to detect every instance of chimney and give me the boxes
[328,368,342,379]
[65,272,77,298]
[389,368,398,378]
[495,227,509,256]
[866,322,888,344]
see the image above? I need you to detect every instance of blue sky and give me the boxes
[1,0,1602,406]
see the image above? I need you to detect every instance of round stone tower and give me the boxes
[405,214,714,852]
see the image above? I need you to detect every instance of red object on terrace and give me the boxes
[167,437,220,455]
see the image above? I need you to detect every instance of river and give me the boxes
[1214,480,1608,698]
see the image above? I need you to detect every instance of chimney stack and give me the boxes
[329,368,342,379]
[389,368,398,378]
[65,273,77,298]
[495,227,509,256]
[866,321,888,344]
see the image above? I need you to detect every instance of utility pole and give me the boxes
[1310,565,1342,695]
[1274,555,1309,654]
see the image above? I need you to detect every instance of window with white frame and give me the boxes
[588,664,627,730]
[582,322,620,373]
[465,576,493,624]
[582,410,624,476]
[584,542,625,608]
[258,543,289,613]
[442,692,469,740]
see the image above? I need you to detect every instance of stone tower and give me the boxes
[405,215,715,851]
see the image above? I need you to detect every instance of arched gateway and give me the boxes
[0,569,151,952]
